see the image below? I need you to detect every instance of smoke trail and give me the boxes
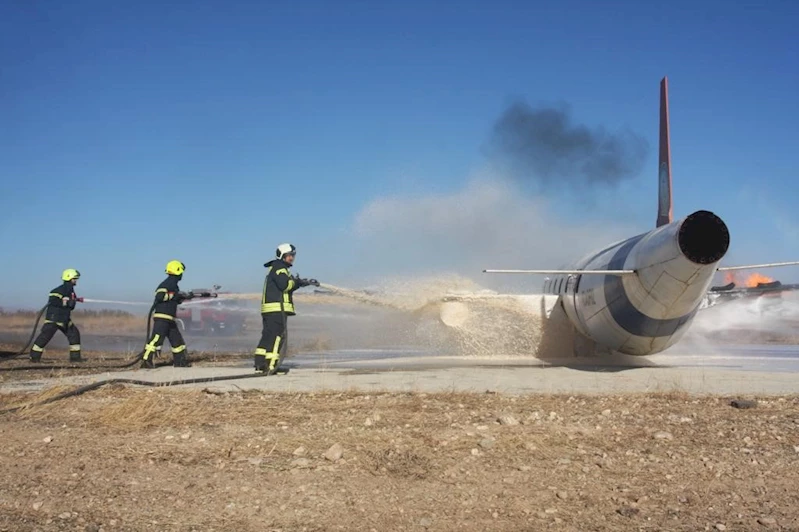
[486,102,649,189]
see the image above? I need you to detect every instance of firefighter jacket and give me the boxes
[45,282,77,324]
[261,259,300,315]
[152,275,182,320]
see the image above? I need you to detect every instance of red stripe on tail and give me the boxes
[656,77,673,228]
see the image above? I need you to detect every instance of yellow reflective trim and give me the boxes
[274,268,288,276]
[143,334,161,360]
[49,292,63,298]
[32,345,44,352]
[287,279,296,291]
[171,345,186,354]
[261,303,295,313]
[44,320,65,326]
[155,288,168,293]
[254,348,267,356]
[69,344,81,351]
[271,335,281,355]
[152,313,174,320]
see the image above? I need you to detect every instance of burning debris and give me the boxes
[723,272,776,288]
[703,271,799,311]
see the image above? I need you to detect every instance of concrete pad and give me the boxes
[3,363,799,396]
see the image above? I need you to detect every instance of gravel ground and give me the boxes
[1,390,798,531]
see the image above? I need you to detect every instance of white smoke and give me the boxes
[687,292,799,339]
[350,178,638,292]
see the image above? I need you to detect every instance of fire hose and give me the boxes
[0,305,47,360]
[0,291,217,371]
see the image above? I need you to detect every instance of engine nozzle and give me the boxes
[678,210,729,265]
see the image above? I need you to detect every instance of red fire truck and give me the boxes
[174,287,248,336]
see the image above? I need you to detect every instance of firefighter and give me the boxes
[30,268,84,362]
[254,243,318,374]
[140,260,192,369]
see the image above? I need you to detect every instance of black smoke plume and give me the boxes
[487,102,649,188]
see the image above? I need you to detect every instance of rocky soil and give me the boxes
[1,389,798,531]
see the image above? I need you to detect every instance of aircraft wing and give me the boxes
[481,263,799,313]
[716,261,799,272]
[482,261,799,276]
[483,269,635,276]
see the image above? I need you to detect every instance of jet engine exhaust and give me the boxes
[678,210,730,265]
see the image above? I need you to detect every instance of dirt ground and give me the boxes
[1,389,798,531]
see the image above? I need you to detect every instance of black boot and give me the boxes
[29,352,42,362]
[254,354,267,372]
[140,356,155,369]
[69,352,83,363]
[173,352,192,367]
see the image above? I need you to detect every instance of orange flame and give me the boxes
[723,271,775,287]
[744,272,775,287]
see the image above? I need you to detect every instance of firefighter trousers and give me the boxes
[254,313,286,372]
[31,321,81,361]
[142,318,189,366]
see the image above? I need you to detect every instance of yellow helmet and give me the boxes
[165,260,185,276]
[62,268,80,282]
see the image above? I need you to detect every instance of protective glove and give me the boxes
[174,291,191,304]
[75,297,84,303]
[294,277,311,288]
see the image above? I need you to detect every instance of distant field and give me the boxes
[0,309,143,335]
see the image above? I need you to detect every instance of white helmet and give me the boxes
[276,243,296,260]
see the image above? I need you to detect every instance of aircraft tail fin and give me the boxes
[656,76,673,228]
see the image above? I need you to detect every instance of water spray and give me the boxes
[82,298,150,306]
[317,283,410,310]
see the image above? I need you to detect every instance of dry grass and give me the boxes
[1,389,799,530]
[0,309,143,335]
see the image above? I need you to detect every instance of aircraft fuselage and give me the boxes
[544,210,730,355]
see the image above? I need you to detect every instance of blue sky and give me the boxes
[1,0,798,307]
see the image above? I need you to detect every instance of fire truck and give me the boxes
[174,286,248,336]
